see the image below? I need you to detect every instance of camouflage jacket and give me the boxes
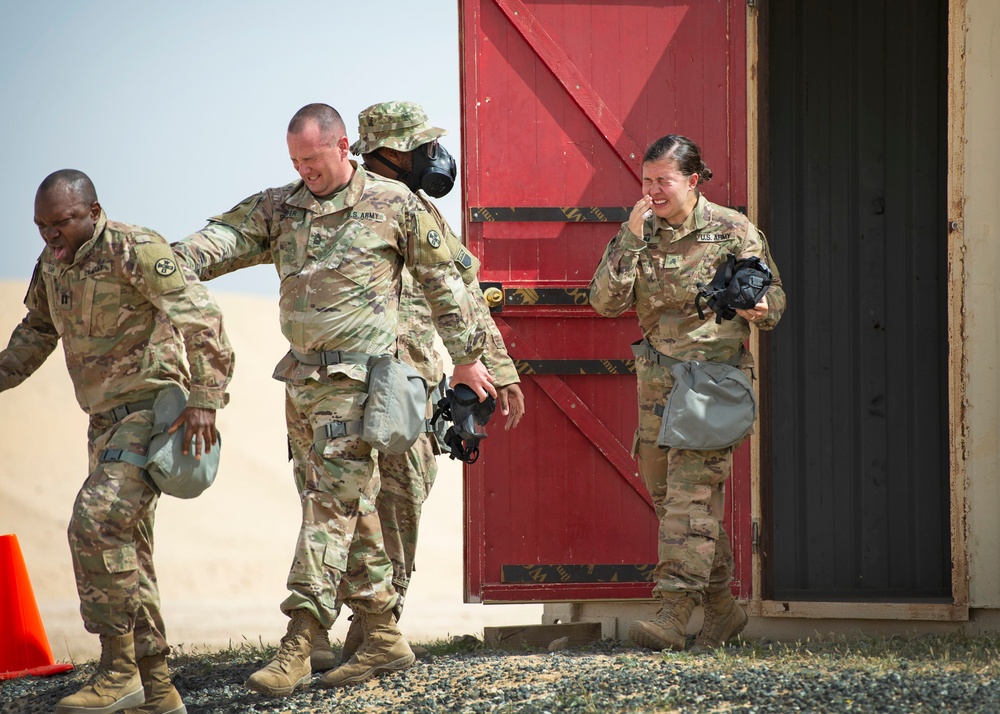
[589,194,786,362]
[396,193,519,387]
[0,213,234,414]
[172,163,485,383]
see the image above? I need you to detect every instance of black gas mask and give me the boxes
[430,382,496,463]
[695,253,773,324]
[374,140,457,198]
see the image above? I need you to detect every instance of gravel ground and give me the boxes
[4,634,1000,713]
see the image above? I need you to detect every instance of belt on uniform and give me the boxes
[630,339,743,368]
[99,399,156,425]
[291,348,374,366]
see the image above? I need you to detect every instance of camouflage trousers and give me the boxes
[635,355,745,597]
[372,431,439,596]
[74,409,167,658]
[283,376,398,629]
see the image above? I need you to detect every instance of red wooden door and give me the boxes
[459,0,751,603]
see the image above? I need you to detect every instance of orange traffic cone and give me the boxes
[0,533,74,680]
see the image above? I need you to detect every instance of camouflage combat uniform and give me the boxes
[590,194,785,598]
[172,163,485,629]
[0,212,233,658]
[359,193,518,600]
[340,99,519,608]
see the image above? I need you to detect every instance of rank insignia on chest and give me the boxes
[663,255,682,269]
[154,258,177,276]
[59,291,72,309]
[697,234,729,243]
[427,230,442,248]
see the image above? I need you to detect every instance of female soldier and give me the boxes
[589,135,786,651]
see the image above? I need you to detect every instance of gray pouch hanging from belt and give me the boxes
[362,355,429,455]
[145,385,222,498]
[657,359,756,451]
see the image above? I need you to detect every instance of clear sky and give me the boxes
[0,0,463,294]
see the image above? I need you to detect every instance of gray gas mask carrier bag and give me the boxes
[633,340,757,451]
[98,384,222,498]
[362,354,429,455]
[145,385,222,498]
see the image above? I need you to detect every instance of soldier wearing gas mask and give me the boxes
[302,101,525,670]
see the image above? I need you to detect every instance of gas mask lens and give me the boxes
[413,140,457,198]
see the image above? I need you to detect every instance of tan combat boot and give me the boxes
[123,653,186,714]
[690,585,748,653]
[337,614,366,665]
[245,609,319,696]
[628,592,698,651]
[310,627,339,673]
[56,632,145,714]
[319,611,415,687]
[340,606,428,664]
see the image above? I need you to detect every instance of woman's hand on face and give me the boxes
[628,195,654,237]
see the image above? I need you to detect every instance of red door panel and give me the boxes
[460,0,750,603]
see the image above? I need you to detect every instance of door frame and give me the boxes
[746,0,969,621]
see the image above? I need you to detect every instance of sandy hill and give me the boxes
[0,280,540,663]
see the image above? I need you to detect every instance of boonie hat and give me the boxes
[350,101,447,155]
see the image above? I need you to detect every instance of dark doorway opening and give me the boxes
[766,0,950,601]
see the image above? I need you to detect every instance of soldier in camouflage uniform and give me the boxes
[590,135,786,653]
[171,103,494,695]
[0,170,233,714]
[295,101,524,670]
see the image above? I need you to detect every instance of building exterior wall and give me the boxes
[962,0,1000,608]
[545,0,1000,635]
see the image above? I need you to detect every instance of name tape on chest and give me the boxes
[83,262,112,277]
[350,210,387,223]
[697,233,730,243]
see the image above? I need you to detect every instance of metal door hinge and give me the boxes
[751,517,760,547]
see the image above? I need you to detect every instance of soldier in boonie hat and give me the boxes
[350,101,447,155]
[351,101,456,198]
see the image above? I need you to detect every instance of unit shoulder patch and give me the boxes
[136,243,186,294]
[413,211,451,265]
[154,257,177,276]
